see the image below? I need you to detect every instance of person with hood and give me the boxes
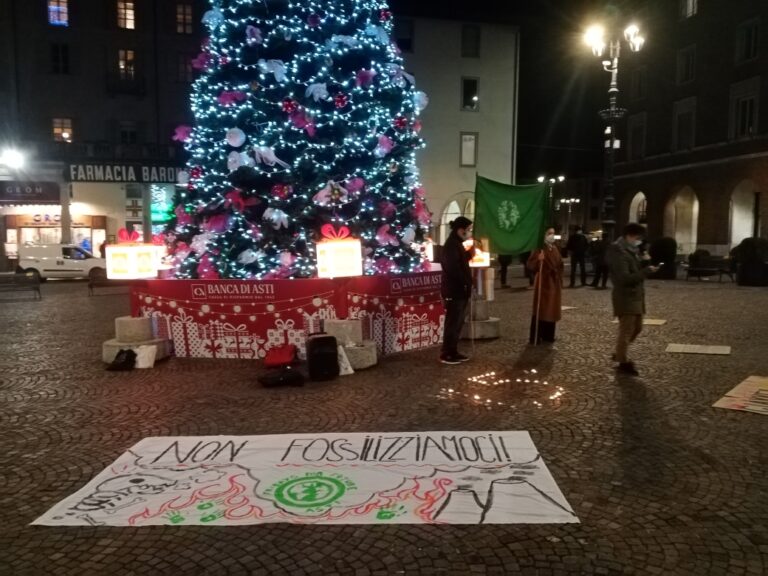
[439,216,474,364]
[526,227,564,344]
[607,223,659,375]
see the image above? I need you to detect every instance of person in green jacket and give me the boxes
[607,223,659,375]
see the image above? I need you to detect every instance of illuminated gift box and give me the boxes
[316,224,363,279]
[106,244,159,279]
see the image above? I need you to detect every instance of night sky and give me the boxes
[390,0,636,180]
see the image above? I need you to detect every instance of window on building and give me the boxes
[119,121,138,144]
[118,49,136,80]
[117,1,135,29]
[52,118,73,142]
[679,0,697,19]
[676,45,696,84]
[461,24,481,58]
[673,98,696,151]
[460,133,478,167]
[735,96,757,138]
[48,0,69,26]
[176,3,193,34]
[627,112,647,159]
[735,19,760,63]
[177,53,194,82]
[730,78,760,139]
[394,18,414,53]
[461,78,479,111]
[50,43,70,74]
[630,67,647,101]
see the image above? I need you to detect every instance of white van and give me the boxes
[18,244,107,281]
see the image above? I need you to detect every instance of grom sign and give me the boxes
[67,164,183,184]
[0,181,60,205]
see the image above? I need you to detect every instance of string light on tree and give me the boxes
[168,0,433,280]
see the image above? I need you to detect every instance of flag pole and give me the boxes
[534,254,544,345]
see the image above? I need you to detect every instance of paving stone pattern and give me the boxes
[1,278,767,575]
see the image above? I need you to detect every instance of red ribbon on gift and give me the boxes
[321,224,351,240]
[117,228,141,243]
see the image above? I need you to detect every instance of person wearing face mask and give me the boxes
[607,223,659,375]
[526,227,564,344]
[439,216,475,364]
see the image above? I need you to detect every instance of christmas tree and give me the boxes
[169,0,433,280]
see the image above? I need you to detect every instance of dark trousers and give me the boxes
[442,298,468,355]
[529,316,556,344]
[499,262,509,285]
[570,254,587,286]
[591,265,609,288]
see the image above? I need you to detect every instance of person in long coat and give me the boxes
[439,216,474,364]
[527,227,564,344]
[607,223,659,375]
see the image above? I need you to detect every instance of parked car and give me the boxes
[17,244,106,281]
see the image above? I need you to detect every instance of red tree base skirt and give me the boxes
[131,273,445,359]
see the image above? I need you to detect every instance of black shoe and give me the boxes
[440,354,461,365]
[454,353,470,362]
[617,362,639,376]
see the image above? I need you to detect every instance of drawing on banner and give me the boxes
[713,376,768,416]
[33,432,578,526]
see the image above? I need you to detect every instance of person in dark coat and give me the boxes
[607,223,659,375]
[497,254,513,288]
[566,226,589,287]
[440,216,474,364]
[590,234,610,289]
[527,227,564,344]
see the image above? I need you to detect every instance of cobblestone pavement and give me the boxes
[1,276,767,576]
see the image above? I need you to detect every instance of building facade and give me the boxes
[394,16,519,243]
[615,0,768,256]
[0,0,205,269]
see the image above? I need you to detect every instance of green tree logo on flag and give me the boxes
[498,200,521,232]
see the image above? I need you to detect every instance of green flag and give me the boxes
[474,175,548,256]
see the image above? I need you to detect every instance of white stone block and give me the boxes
[344,340,378,370]
[115,316,153,343]
[461,318,501,340]
[324,319,364,346]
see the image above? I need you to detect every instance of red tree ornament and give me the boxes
[307,13,321,27]
[394,116,408,130]
[282,98,298,114]
[379,9,392,21]
[334,92,349,109]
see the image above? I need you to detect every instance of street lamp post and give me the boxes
[538,174,566,222]
[584,23,645,241]
[561,197,581,236]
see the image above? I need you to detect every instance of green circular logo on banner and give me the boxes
[273,475,347,509]
[498,200,521,232]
